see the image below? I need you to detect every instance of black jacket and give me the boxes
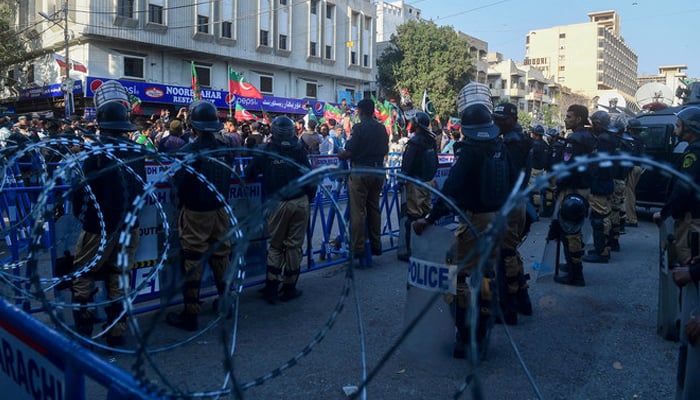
[401,132,438,182]
[244,140,316,201]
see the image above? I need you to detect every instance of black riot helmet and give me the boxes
[187,100,223,133]
[270,116,297,147]
[460,103,499,141]
[676,106,700,136]
[558,193,588,234]
[589,110,610,132]
[96,102,138,133]
[412,111,435,137]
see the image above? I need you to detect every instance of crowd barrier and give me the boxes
[0,152,455,314]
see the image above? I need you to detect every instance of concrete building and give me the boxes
[376,0,421,42]
[523,10,638,105]
[460,33,488,84]
[637,65,688,106]
[3,0,377,117]
[486,52,560,118]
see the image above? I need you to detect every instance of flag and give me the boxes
[234,102,257,122]
[191,61,201,101]
[228,67,263,99]
[421,89,436,118]
[323,103,342,123]
[72,60,87,73]
[260,106,272,125]
[53,53,68,69]
[306,104,319,124]
[128,93,142,114]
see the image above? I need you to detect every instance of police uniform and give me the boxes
[401,115,438,219]
[553,125,595,285]
[623,122,646,226]
[344,107,390,256]
[245,117,315,303]
[71,102,145,346]
[529,129,551,212]
[167,101,233,331]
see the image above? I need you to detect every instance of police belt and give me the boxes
[352,161,384,168]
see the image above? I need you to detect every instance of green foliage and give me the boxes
[517,110,533,130]
[542,104,559,127]
[0,1,28,70]
[376,20,474,120]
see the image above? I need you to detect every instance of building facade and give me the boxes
[523,10,638,105]
[3,0,377,117]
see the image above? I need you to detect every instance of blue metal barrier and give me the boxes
[0,297,160,399]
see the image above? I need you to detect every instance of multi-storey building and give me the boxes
[523,10,638,105]
[3,0,377,118]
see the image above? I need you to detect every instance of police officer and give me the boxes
[529,125,550,215]
[493,103,533,325]
[338,99,390,259]
[553,105,596,286]
[244,116,315,304]
[608,116,629,251]
[71,100,146,346]
[582,111,615,264]
[623,119,646,227]
[413,103,512,358]
[398,111,438,261]
[166,100,233,331]
[653,106,700,265]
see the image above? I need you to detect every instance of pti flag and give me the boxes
[191,61,202,101]
[228,67,263,99]
[52,53,68,69]
[234,103,257,122]
[53,53,87,73]
[421,89,436,118]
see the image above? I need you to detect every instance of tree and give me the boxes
[555,87,590,124]
[0,1,27,69]
[517,110,533,130]
[377,20,474,120]
[541,104,559,128]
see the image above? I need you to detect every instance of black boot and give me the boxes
[262,279,280,304]
[72,307,93,337]
[515,273,533,316]
[166,311,198,331]
[453,305,467,359]
[495,293,518,326]
[554,263,585,287]
[279,283,303,302]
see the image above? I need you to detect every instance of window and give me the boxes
[310,41,317,57]
[118,0,135,18]
[123,56,145,79]
[363,54,369,67]
[279,34,288,50]
[325,45,332,59]
[259,0,272,47]
[194,65,211,88]
[559,33,566,39]
[351,51,357,65]
[260,75,273,94]
[306,82,317,98]
[148,0,164,25]
[559,65,565,71]
[222,21,232,38]
[197,15,209,33]
[326,4,333,18]
[310,0,318,15]
[197,1,210,33]
[280,0,287,4]
[260,30,269,46]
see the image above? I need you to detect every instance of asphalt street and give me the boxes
[86,212,679,400]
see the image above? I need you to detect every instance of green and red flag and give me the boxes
[323,103,342,123]
[191,61,201,101]
[260,106,272,125]
[228,67,263,99]
[234,102,258,122]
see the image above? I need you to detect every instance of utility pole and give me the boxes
[63,0,72,118]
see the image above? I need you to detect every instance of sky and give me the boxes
[414,0,699,79]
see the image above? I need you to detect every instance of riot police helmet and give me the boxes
[96,102,138,132]
[532,125,545,135]
[270,116,297,147]
[187,100,223,133]
[676,106,700,136]
[558,193,588,234]
[460,103,499,141]
[412,112,434,137]
[589,110,610,131]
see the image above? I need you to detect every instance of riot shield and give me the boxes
[537,199,561,281]
[396,184,410,261]
[657,217,680,341]
[403,224,457,364]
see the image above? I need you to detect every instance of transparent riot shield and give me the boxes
[658,217,680,341]
[403,224,457,364]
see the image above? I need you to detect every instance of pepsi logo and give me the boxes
[90,79,103,93]
[314,102,323,112]
[145,87,164,98]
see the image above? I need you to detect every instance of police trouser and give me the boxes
[625,166,643,225]
[178,207,232,316]
[589,193,612,257]
[611,179,626,245]
[558,188,589,266]
[453,211,497,310]
[403,181,433,257]
[348,172,385,254]
[501,205,527,296]
[71,228,140,338]
[528,168,545,210]
[266,195,310,286]
[673,213,700,265]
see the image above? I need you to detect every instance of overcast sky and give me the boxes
[414,0,698,81]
